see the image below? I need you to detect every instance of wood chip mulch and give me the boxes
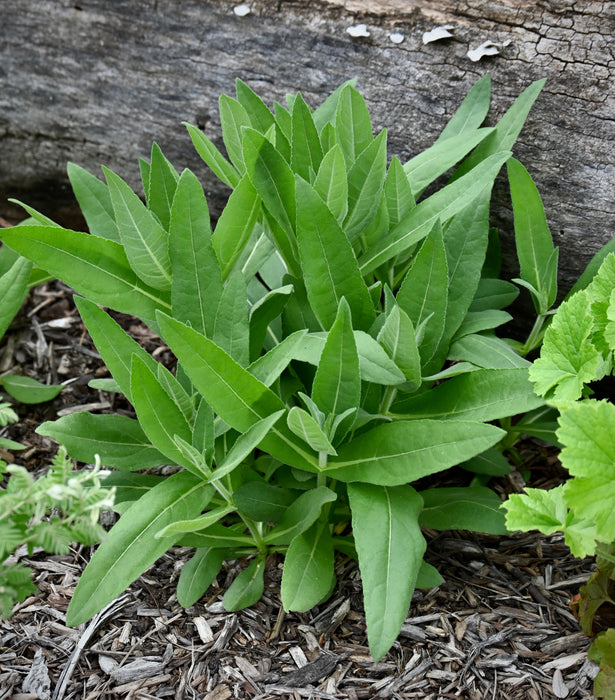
[0,279,601,700]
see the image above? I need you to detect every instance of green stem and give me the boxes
[521,312,549,356]
[380,386,398,416]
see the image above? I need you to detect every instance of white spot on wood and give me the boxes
[422,25,454,44]
[389,32,405,44]
[467,40,501,62]
[347,24,370,38]
[233,4,251,17]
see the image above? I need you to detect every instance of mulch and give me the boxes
[0,277,601,700]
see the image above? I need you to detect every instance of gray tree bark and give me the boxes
[1,0,614,295]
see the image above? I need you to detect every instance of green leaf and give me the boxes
[219,93,251,173]
[157,314,318,472]
[249,284,293,361]
[503,485,568,535]
[589,629,615,700]
[103,166,172,290]
[392,368,543,420]
[384,156,415,229]
[459,448,511,476]
[312,79,357,132]
[0,256,30,339]
[508,158,557,313]
[177,547,226,607]
[314,145,348,224]
[453,78,546,179]
[156,502,234,538]
[420,487,508,534]
[377,303,421,388]
[179,524,255,549]
[147,142,179,231]
[359,152,511,274]
[295,176,375,331]
[436,75,491,142]
[1,375,62,404]
[404,127,493,198]
[589,253,615,354]
[469,278,519,311]
[184,122,241,189]
[344,130,387,242]
[312,298,360,426]
[236,79,275,133]
[170,169,222,336]
[397,220,449,373]
[233,481,297,522]
[75,296,158,403]
[212,175,261,281]
[290,92,323,180]
[448,334,530,369]
[248,329,308,386]
[453,310,512,340]
[67,162,120,242]
[66,470,210,625]
[212,269,249,366]
[130,355,198,473]
[334,85,373,165]
[287,407,337,455]
[529,289,602,403]
[0,226,171,321]
[264,487,337,545]
[222,555,266,611]
[37,413,168,470]
[281,520,335,611]
[348,483,426,660]
[325,420,504,485]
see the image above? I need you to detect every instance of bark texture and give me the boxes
[1,0,614,292]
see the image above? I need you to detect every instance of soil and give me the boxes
[0,258,601,699]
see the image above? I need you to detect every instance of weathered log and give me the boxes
[1,0,614,295]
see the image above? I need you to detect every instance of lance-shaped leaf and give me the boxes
[0,375,62,404]
[287,407,337,455]
[404,127,493,198]
[392,368,544,421]
[67,162,121,242]
[212,175,261,281]
[130,355,200,474]
[290,92,323,180]
[334,85,373,165]
[453,78,546,179]
[156,502,234,538]
[0,225,171,321]
[325,420,504,485]
[314,145,348,224]
[75,296,158,404]
[37,413,168,470]
[177,547,227,608]
[312,298,360,426]
[377,303,421,388]
[233,482,297,523]
[419,486,508,535]
[184,122,241,189]
[0,256,30,339]
[384,156,415,229]
[103,166,172,291]
[147,142,179,231]
[349,483,426,660]
[249,284,293,360]
[66,470,211,625]
[397,220,449,374]
[264,487,337,545]
[222,555,266,611]
[281,520,335,612]
[344,130,387,242]
[219,93,251,173]
[236,79,275,133]
[213,269,249,367]
[170,169,222,336]
[508,158,558,313]
[312,78,357,132]
[157,313,318,472]
[248,329,308,386]
[470,277,519,311]
[358,152,511,274]
[296,176,375,331]
[448,333,529,369]
[436,74,492,142]
[180,524,255,549]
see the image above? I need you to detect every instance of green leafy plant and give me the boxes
[0,448,114,618]
[2,76,554,658]
[504,250,615,696]
[0,234,62,429]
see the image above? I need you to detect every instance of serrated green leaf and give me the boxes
[66,470,210,625]
[349,483,425,660]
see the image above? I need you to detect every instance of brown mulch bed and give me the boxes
[0,280,600,700]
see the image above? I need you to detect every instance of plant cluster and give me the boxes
[1,76,562,658]
[504,250,615,696]
[0,448,114,619]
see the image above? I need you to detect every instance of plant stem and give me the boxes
[521,312,550,356]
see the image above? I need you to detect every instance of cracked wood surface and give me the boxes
[1,0,614,294]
